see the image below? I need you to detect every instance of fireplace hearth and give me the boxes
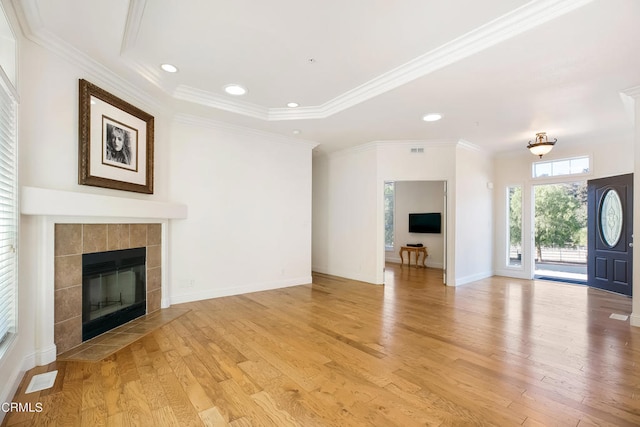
[82,247,146,341]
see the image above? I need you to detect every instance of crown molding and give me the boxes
[120,54,171,95]
[326,141,379,159]
[173,113,319,150]
[456,139,484,152]
[120,0,146,54]
[164,0,596,121]
[621,85,640,99]
[173,86,336,121]
[173,85,270,120]
[11,0,165,113]
[327,140,458,159]
[12,0,594,122]
[118,0,171,94]
[321,0,595,119]
[375,140,457,149]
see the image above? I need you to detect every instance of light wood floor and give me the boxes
[3,264,640,426]
[56,307,191,362]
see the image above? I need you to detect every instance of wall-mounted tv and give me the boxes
[409,212,441,234]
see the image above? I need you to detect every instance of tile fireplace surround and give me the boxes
[21,186,187,366]
[55,223,162,354]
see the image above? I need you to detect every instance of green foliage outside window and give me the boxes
[384,182,394,249]
[509,186,522,248]
[534,182,587,261]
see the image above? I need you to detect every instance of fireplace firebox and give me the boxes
[82,247,146,341]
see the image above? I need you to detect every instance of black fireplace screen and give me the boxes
[82,247,146,341]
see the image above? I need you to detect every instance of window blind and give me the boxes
[0,72,17,346]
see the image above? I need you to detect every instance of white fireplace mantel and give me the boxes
[21,186,187,366]
[21,186,187,219]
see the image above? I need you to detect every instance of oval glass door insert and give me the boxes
[600,189,623,247]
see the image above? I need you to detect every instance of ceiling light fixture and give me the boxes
[527,132,556,158]
[223,84,247,96]
[287,102,299,108]
[422,113,442,122]
[160,63,178,73]
[292,129,301,135]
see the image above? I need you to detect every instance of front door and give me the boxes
[587,173,633,295]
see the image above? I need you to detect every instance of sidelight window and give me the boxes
[507,186,522,267]
[384,182,395,250]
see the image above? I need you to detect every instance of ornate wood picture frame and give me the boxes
[78,79,154,194]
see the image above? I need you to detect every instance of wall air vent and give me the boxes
[410,147,424,153]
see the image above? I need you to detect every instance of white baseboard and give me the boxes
[169,275,313,305]
[631,313,640,327]
[311,266,379,285]
[493,269,531,280]
[453,271,494,286]
[35,344,56,366]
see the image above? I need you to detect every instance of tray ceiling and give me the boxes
[13,0,640,154]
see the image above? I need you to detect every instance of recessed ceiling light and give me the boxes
[224,84,247,96]
[287,102,299,108]
[160,63,178,73]
[422,113,443,122]
[292,129,301,135]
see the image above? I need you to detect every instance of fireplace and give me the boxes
[51,222,164,355]
[21,186,186,365]
[82,247,147,341]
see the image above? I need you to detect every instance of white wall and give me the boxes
[386,181,445,268]
[376,142,457,284]
[312,145,379,283]
[313,140,493,287]
[18,48,172,199]
[493,138,634,279]
[454,145,494,285]
[168,119,314,302]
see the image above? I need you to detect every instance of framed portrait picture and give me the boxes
[78,79,154,194]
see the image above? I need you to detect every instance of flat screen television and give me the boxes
[409,212,441,234]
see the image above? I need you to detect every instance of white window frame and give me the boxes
[532,155,591,180]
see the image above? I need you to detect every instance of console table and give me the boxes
[400,246,428,268]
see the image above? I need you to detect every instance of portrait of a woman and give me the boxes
[105,122,132,166]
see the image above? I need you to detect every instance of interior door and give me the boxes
[587,173,633,295]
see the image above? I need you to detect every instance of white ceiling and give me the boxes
[12,0,640,154]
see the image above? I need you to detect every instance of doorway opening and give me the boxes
[383,180,446,285]
[533,181,588,284]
